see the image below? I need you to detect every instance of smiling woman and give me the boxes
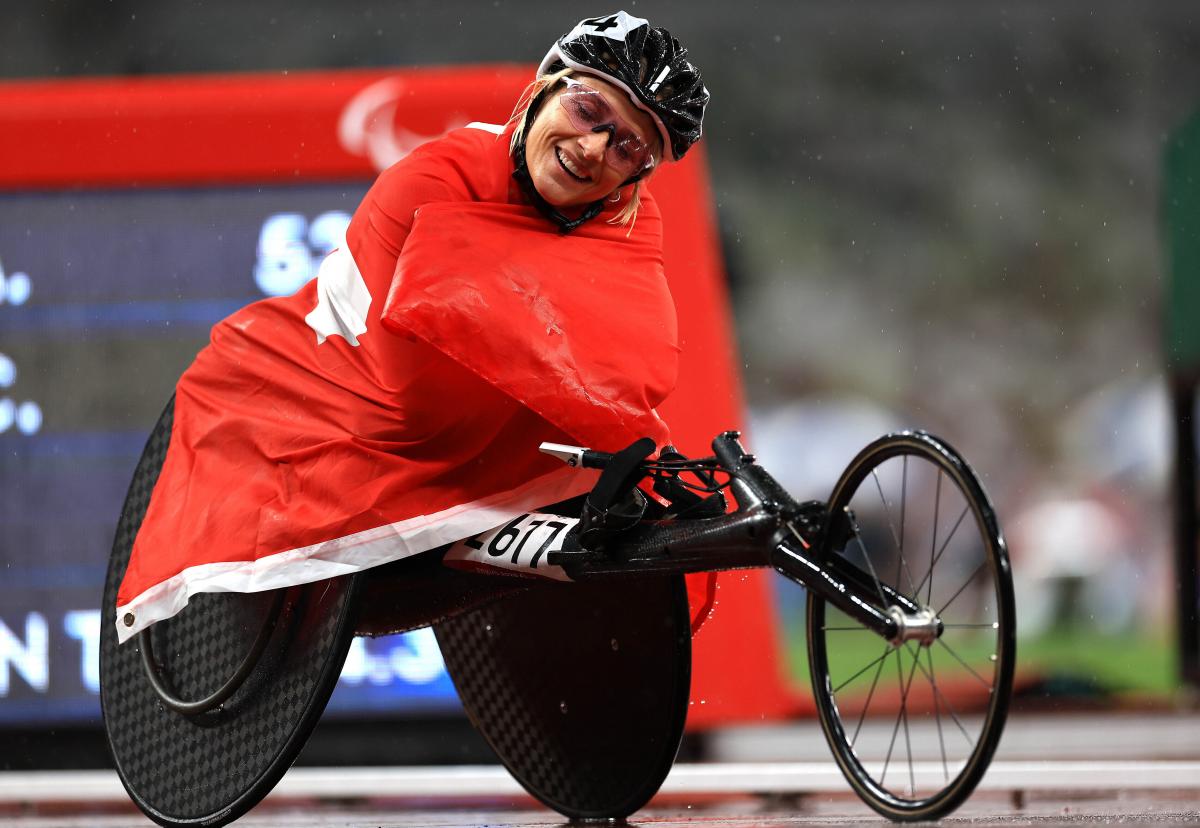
[100,14,719,828]
[510,11,708,231]
[113,10,711,645]
[524,75,658,210]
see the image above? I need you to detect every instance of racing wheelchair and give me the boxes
[100,398,1015,825]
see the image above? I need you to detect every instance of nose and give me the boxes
[577,130,608,162]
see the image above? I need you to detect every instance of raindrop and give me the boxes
[559,701,568,714]
[610,638,619,651]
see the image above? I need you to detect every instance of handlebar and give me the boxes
[711,431,799,512]
[538,432,800,514]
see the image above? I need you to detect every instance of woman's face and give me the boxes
[524,75,661,209]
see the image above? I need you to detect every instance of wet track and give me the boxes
[4,713,1199,827]
[5,792,1200,828]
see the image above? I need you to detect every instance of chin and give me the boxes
[535,173,589,209]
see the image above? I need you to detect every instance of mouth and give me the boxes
[555,147,592,183]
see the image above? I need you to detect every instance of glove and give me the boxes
[577,437,655,551]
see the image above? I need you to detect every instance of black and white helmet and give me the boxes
[537,11,709,161]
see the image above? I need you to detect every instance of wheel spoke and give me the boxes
[851,644,894,748]
[881,640,922,789]
[913,503,969,601]
[935,637,993,691]
[897,458,906,588]
[881,654,903,786]
[901,647,917,797]
[847,510,889,607]
[871,467,918,598]
[833,645,894,694]
[925,645,950,782]
[937,558,988,617]
[927,469,942,605]
[909,644,977,750]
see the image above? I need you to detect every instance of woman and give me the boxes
[114,11,709,642]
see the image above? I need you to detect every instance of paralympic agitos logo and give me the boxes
[337,77,469,172]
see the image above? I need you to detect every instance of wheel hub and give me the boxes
[886,605,942,647]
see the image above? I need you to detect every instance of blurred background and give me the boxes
[1,0,1198,766]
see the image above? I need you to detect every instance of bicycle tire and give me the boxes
[806,431,1015,821]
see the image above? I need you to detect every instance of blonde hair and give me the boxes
[506,68,657,228]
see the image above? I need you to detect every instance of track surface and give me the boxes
[4,793,1200,828]
[4,713,1198,827]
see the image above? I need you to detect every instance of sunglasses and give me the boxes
[557,78,656,178]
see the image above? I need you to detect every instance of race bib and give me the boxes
[443,513,579,581]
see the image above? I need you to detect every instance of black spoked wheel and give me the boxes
[807,431,1015,821]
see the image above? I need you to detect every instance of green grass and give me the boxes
[779,620,1179,698]
[1013,627,1177,696]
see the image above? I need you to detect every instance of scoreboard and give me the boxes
[0,183,472,723]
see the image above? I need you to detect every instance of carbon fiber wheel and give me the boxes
[807,431,1016,821]
[436,574,691,819]
[100,398,363,827]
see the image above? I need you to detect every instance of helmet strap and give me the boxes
[511,88,605,234]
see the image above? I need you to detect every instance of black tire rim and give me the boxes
[807,431,1016,821]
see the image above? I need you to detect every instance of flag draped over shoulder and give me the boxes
[114,124,690,643]
[382,202,678,448]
